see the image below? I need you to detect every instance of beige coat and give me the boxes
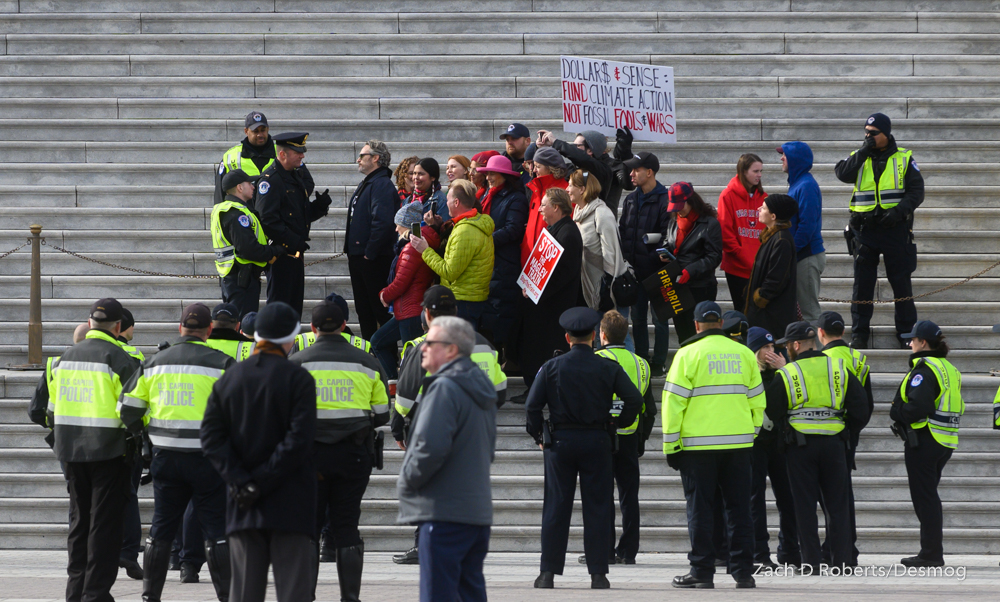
[573,198,626,310]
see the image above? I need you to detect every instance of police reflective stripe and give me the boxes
[237,341,255,361]
[57,360,115,378]
[779,362,809,408]
[903,356,964,449]
[395,394,416,417]
[317,408,369,419]
[149,434,201,449]
[664,382,692,398]
[144,365,224,379]
[663,431,680,443]
[221,143,276,177]
[780,355,846,435]
[148,417,203,429]
[53,415,123,428]
[301,361,379,380]
[787,408,845,418]
[748,382,764,398]
[215,245,235,260]
[689,384,752,397]
[598,347,649,435]
[681,434,754,447]
[210,200,268,277]
[850,148,912,212]
[119,394,146,409]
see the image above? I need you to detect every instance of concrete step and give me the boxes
[15,0,274,11]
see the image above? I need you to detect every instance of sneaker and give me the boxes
[393,547,419,565]
[651,364,666,377]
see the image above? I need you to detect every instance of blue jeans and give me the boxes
[632,285,670,368]
[457,301,488,331]
[418,521,490,602]
[372,315,423,380]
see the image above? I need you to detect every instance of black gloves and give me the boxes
[666,452,682,471]
[268,244,287,258]
[614,127,634,161]
[878,207,902,229]
[858,135,877,157]
[232,482,260,511]
[314,188,332,207]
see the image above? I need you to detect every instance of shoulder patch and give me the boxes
[218,162,225,175]
[911,160,919,172]
[237,215,251,228]
[258,181,270,195]
[910,374,923,387]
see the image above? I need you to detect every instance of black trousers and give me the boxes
[678,449,755,581]
[315,439,373,549]
[220,263,262,319]
[821,448,860,565]
[267,253,305,317]
[785,435,851,568]
[171,501,206,567]
[904,427,953,561]
[120,455,142,562]
[725,273,749,314]
[348,254,393,340]
[750,437,800,564]
[608,432,640,560]
[230,529,317,602]
[148,449,226,545]
[540,429,613,576]
[852,222,917,338]
[65,456,132,602]
[672,282,718,346]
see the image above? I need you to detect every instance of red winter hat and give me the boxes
[667,181,695,213]
[471,150,500,165]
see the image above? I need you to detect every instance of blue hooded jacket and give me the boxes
[782,141,825,261]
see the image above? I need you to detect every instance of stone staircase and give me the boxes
[1,1,999,554]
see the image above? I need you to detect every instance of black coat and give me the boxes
[345,166,399,258]
[618,182,671,282]
[665,213,723,289]
[552,139,616,212]
[745,223,797,339]
[200,351,317,537]
[515,215,583,378]
[254,160,325,254]
[488,184,529,296]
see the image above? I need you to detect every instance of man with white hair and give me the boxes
[397,316,498,602]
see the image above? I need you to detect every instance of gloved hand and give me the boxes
[614,127,633,160]
[233,482,260,511]
[314,188,332,207]
[268,244,287,258]
[753,288,769,309]
[858,135,877,157]
[666,452,682,471]
[878,208,902,229]
[676,269,690,284]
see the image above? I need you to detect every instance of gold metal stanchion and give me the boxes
[11,225,44,370]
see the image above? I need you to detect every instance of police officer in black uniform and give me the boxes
[526,307,643,590]
[254,132,332,315]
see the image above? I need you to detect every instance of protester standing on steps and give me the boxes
[744,194,798,342]
[536,128,630,215]
[470,150,499,202]
[499,122,534,185]
[200,301,318,601]
[890,320,964,569]
[346,140,399,340]
[406,157,450,222]
[46,298,139,601]
[211,169,285,319]
[521,146,569,268]
[397,316,498,602]
[255,132,331,317]
[289,300,390,602]
[662,301,762,589]
[836,113,924,350]
[717,154,767,313]
[214,111,277,205]
[526,307,642,590]
[446,154,471,183]
[394,156,420,205]
[117,303,235,602]
[778,141,826,322]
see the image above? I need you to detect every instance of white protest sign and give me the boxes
[516,228,565,305]
[560,55,676,144]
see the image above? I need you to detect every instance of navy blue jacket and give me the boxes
[782,141,825,261]
[618,181,671,282]
[345,166,399,258]
[488,184,529,294]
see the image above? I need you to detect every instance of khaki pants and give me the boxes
[796,252,826,322]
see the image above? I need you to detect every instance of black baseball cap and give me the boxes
[814,311,846,332]
[181,303,212,329]
[244,111,267,130]
[900,320,942,342]
[422,285,457,310]
[694,300,722,323]
[623,151,659,173]
[775,321,817,345]
[499,123,530,140]
[90,298,123,322]
[120,307,135,331]
[559,306,601,336]
[212,303,240,321]
[311,301,345,333]
[221,169,253,192]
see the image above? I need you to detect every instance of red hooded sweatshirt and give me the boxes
[717,175,768,279]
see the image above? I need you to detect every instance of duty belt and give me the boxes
[553,423,605,431]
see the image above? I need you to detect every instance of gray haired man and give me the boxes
[397,316,498,602]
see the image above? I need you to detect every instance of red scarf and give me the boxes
[482,184,504,216]
[410,187,431,204]
[675,211,699,250]
[453,208,478,223]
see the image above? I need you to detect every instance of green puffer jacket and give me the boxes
[421,211,495,302]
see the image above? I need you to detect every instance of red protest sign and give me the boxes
[517,228,565,305]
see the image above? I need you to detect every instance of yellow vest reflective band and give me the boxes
[901,357,964,450]
[401,334,428,360]
[395,338,506,417]
[221,142,276,178]
[210,200,268,277]
[48,330,125,429]
[822,344,869,387]
[849,148,912,213]
[662,334,765,454]
[778,355,847,436]
[295,331,371,354]
[205,338,255,361]
[597,346,650,435]
[119,343,144,362]
[118,342,224,450]
[300,360,389,421]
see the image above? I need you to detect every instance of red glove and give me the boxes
[677,269,690,284]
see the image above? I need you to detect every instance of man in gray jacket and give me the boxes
[397,316,498,602]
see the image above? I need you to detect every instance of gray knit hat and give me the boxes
[579,130,608,156]
[395,201,424,228]
[533,146,565,169]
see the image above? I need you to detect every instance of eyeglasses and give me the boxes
[865,128,882,136]
[358,153,374,159]
[423,339,454,348]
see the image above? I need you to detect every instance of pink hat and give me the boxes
[476,155,520,177]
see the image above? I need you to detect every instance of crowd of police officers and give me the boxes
[30,108,976,599]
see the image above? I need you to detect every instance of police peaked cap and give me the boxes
[274,132,308,152]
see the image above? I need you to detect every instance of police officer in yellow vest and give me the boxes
[890,320,963,568]
[291,293,372,355]
[205,302,256,361]
[288,300,390,602]
[46,298,139,601]
[390,285,507,566]
[211,169,285,318]
[118,307,145,365]
[592,310,657,565]
[764,321,869,572]
[117,303,235,601]
[214,111,278,205]
[663,301,763,589]
[836,112,924,350]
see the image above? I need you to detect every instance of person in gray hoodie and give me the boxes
[397,316,498,602]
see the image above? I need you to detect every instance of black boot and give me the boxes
[205,538,232,602]
[142,537,173,602]
[336,542,364,602]
[320,533,336,563]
